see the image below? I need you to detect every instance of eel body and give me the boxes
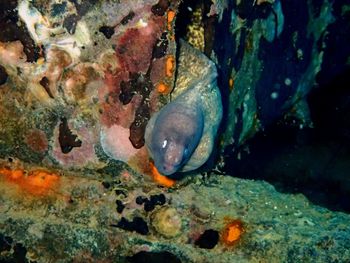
[145,40,222,175]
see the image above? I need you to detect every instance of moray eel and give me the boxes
[145,40,222,176]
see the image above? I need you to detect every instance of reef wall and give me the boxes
[1,168,350,262]
[207,0,339,158]
[0,0,179,177]
[0,0,346,177]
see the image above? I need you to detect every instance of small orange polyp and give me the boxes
[11,169,24,179]
[221,219,244,246]
[0,168,13,177]
[0,168,24,180]
[150,162,175,188]
[0,167,59,196]
[27,171,58,187]
[157,82,169,94]
[167,10,176,30]
[165,56,175,77]
[229,78,234,91]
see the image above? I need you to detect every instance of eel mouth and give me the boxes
[158,161,178,176]
[156,156,184,176]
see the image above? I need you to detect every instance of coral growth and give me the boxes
[0,167,60,196]
[0,0,179,172]
[221,219,244,246]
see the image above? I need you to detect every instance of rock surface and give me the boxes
[1,164,349,262]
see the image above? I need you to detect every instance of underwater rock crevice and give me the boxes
[58,117,82,154]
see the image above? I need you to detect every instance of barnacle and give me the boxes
[152,206,182,238]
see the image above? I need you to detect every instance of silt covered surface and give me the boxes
[1,0,350,262]
[1,165,349,262]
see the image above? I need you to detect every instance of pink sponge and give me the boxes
[100,124,139,162]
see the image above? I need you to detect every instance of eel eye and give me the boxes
[161,139,168,149]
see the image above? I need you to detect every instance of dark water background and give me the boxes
[175,0,350,213]
[224,67,350,213]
